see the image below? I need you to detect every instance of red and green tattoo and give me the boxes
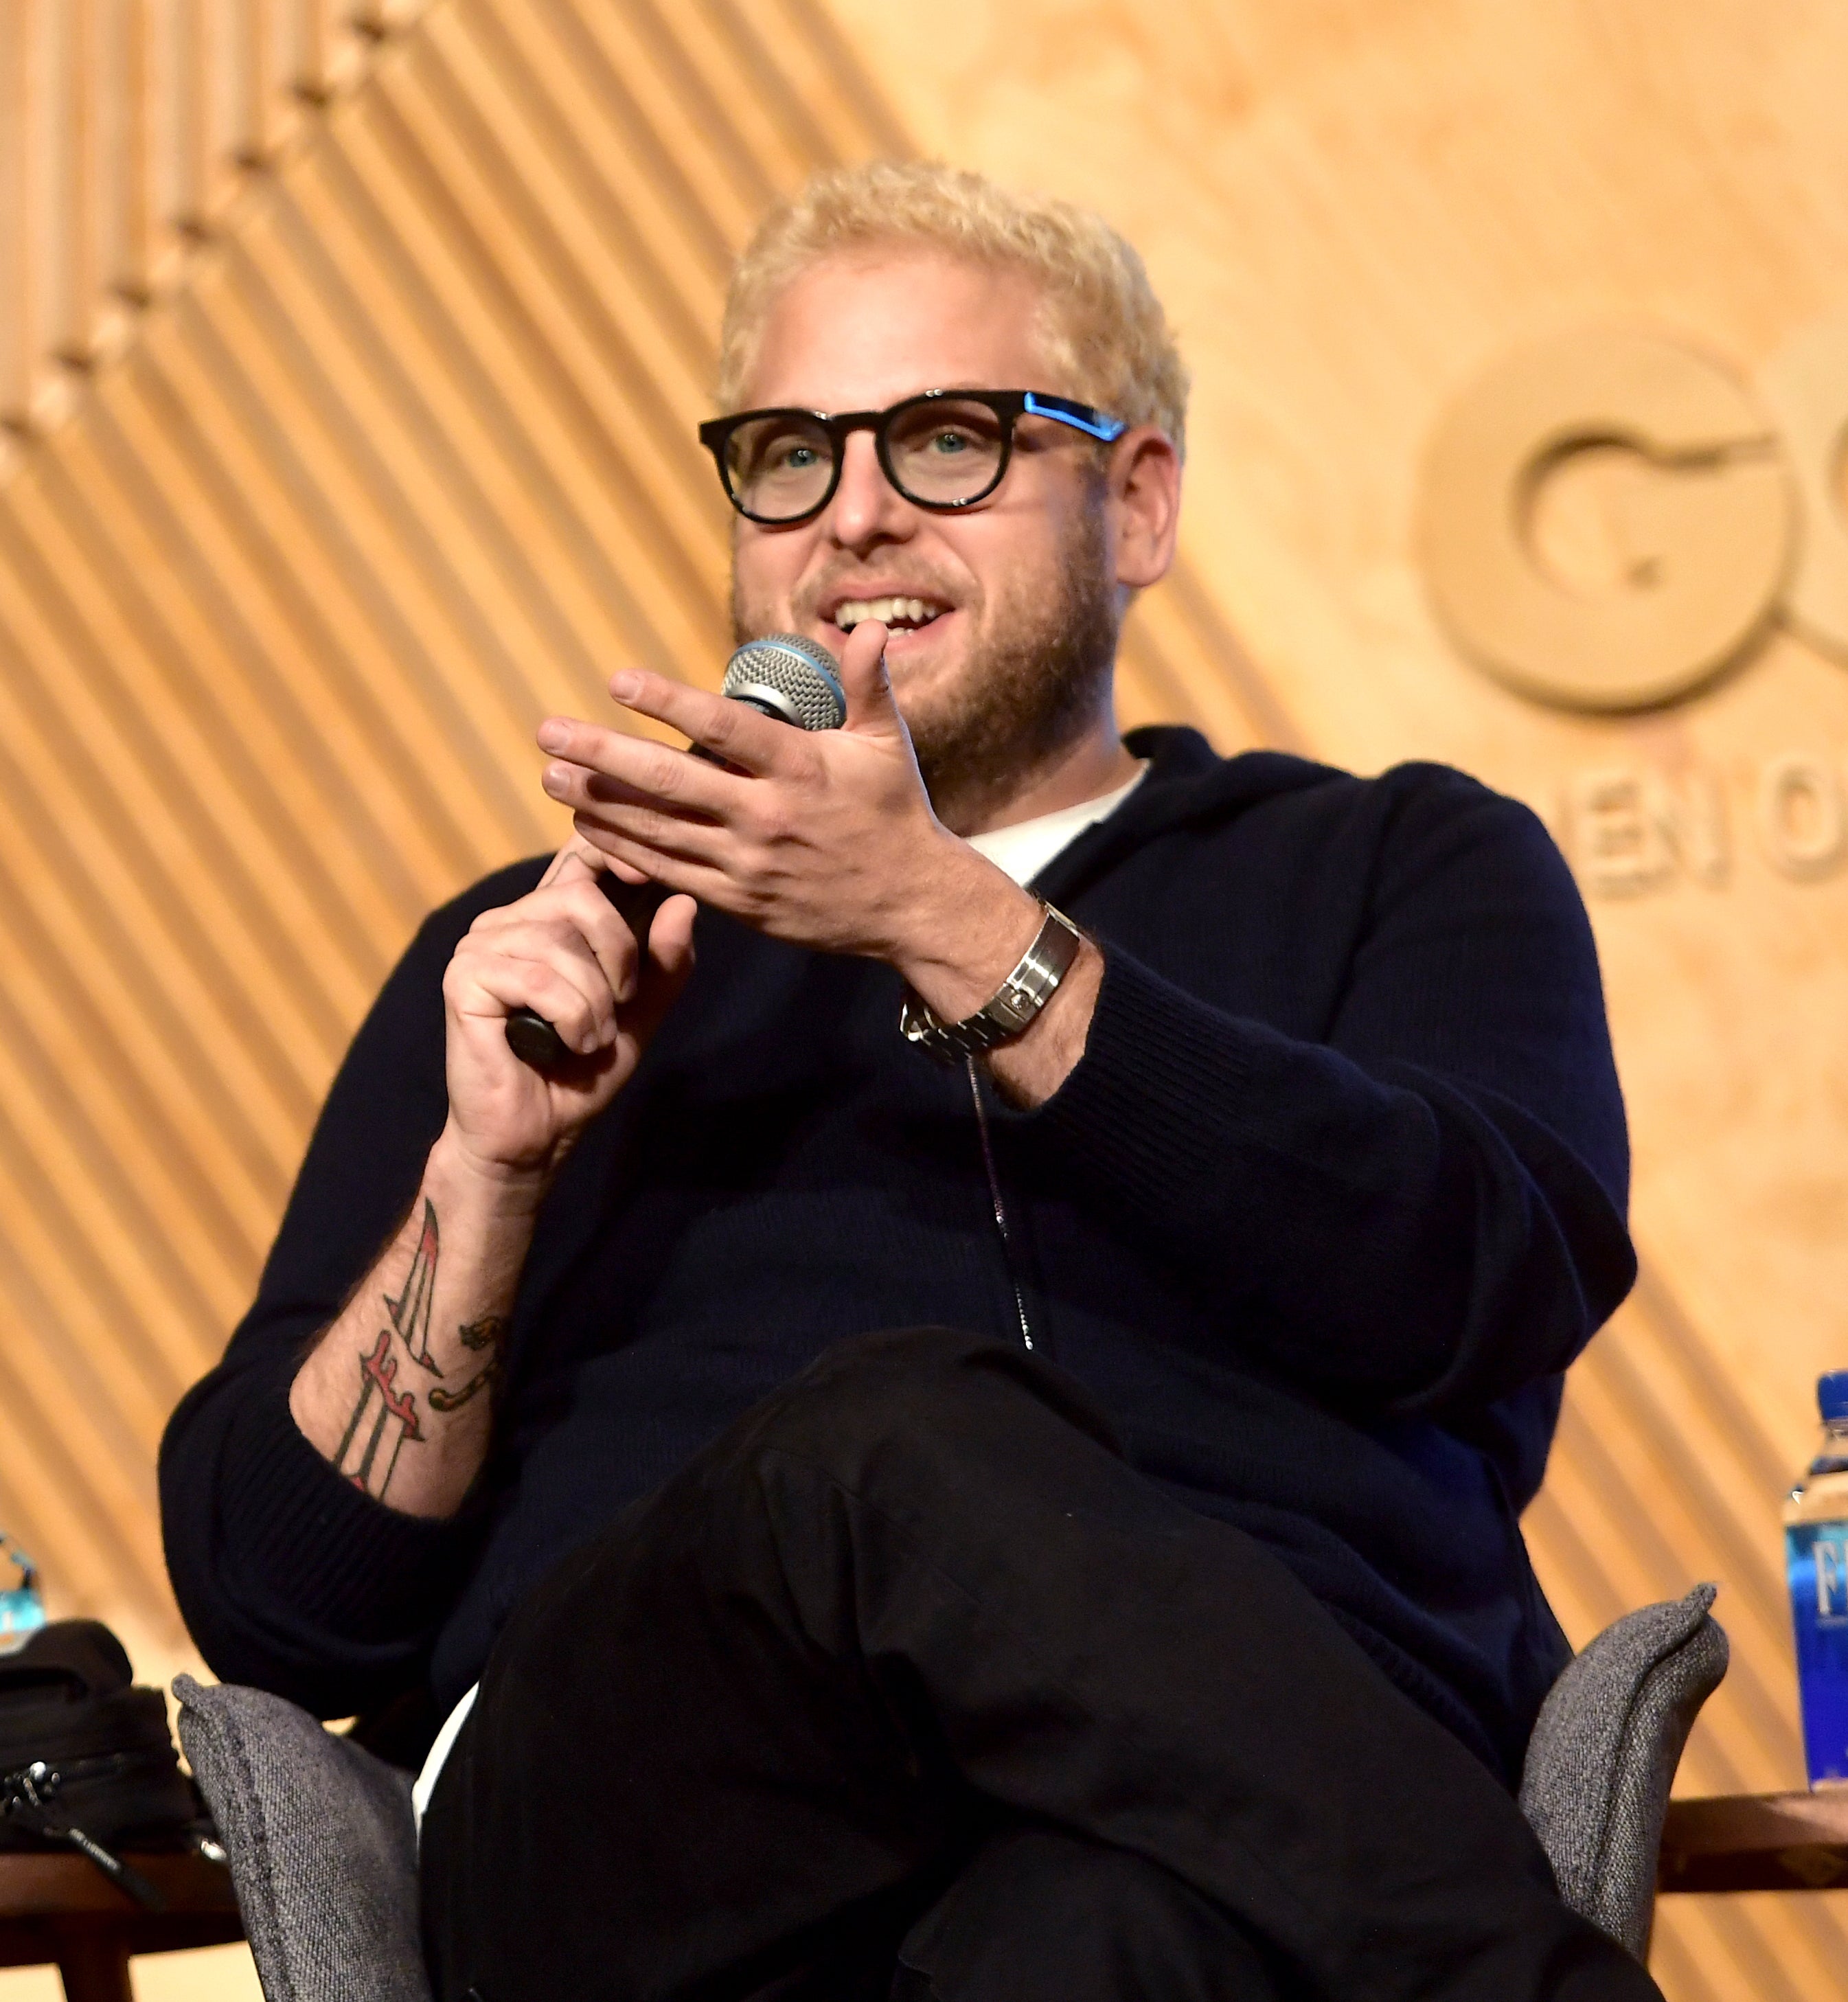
[333,1201,507,1501]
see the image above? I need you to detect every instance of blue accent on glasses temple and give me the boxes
[1023,392,1126,442]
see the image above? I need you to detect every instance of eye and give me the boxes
[927,427,977,456]
[729,416,832,488]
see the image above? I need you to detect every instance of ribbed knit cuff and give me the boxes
[220,1358,480,1647]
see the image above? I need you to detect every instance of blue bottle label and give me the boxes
[0,1534,42,1656]
[0,1586,41,1650]
[1788,1522,1848,1786]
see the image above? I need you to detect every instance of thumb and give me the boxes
[837,620,905,738]
[630,894,698,1038]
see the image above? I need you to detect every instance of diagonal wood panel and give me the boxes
[0,1,430,444]
[0,3,1822,1996]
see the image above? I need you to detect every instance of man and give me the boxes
[161,162,1653,2000]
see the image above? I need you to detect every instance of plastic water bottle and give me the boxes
[0,1532,43,1653]
[1785,1372,1848,1786]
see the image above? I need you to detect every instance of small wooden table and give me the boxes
[1661,1788,1848,1893]
[0,1849,242,2002]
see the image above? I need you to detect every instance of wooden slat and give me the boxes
[260,178,637,712]
[107,0,154,302]
[45,0,92,361]
[169,0,209,231]
[0,3,32,418]
[371,41,727,648]
[120,311,495,890]
[0,0,402,428]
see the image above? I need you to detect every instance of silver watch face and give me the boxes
[898,903,1080,1065]
[990,990,1034,1032]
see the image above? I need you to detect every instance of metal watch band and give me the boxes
[898,901,1085,1065]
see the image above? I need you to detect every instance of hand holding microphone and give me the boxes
[440,839,697,1181]
[501,614,1091,1133]
[529,616,1040,1051]
[505,634,847,1069]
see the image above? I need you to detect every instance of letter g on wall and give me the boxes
[1417,315,1848,712]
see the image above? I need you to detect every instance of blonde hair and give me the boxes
[716,161,1188,457]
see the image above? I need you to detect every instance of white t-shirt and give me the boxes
[412,759,1150,1832]
[964,762,1148,887]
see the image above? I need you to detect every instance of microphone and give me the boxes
[505,635,847,1069]
[716,632,849,732]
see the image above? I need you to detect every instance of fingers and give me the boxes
[481,874,644,992]
[543,764,733,872]
[538,713,761,824]
[835,620,904,737]
[462,958,611,1058]
[448,929,613,1058]
[533,832,650,894]
[589,640,894,757]
[455,858,659,1056]
[459,886,696,1059]
[648,890,698,969]
[546,670,791,778]
[629,894,698,1036]
[536,833,611,891]
[569,823,724,908]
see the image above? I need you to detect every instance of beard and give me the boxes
[731,499,1121,832]
[903,504,1120,830]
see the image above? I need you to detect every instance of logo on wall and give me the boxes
[1417,315,1848,712]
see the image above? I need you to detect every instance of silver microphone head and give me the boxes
[722,633,847,731]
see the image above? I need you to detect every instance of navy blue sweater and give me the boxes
[159,728,1634,1786]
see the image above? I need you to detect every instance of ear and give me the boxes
[1105,426,1183,591]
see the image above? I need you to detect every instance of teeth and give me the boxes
[835,596,944,630]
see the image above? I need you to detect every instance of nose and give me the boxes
[825,428,913,551]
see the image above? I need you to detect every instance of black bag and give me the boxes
[0,1619,208,1907]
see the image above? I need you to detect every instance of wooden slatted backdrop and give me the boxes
[2,3,1847,1997]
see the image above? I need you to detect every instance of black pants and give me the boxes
[420,1328,1661,2001]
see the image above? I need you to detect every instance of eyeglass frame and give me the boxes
[697,389,1129,526]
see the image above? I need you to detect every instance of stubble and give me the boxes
[731,499,1122,834]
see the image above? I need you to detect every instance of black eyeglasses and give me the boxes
[698,389,1128,525]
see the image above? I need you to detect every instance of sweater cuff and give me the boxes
[219,1360,479,1646]
[1029,947,1261,1218]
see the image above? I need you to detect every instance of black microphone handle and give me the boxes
[505,729,762,1070]
[503,875,677,1071]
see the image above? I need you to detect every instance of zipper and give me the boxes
[966,1056,1037,1354]
[1,1753,168,1909]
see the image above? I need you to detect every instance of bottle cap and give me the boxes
[1820,1372,1848,1422]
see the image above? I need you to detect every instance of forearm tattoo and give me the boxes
[429,1315,508,1413]
[332,1201,508,1501]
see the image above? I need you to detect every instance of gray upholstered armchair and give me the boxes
[173,1584,1729,2002]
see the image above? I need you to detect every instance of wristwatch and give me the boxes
[898,900,1086,1065]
